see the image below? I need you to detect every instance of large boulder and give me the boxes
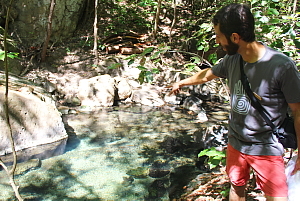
[78,74,116,107]
[4,0,87,48]
[0,73,67,162]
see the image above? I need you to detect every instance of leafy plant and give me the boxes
[198,147,226,169]
[249,0,300,65]
[0,51,19,61]
[126,44,170,84]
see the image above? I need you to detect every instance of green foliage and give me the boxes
[108,63,122,69]
[98,0,153,36]
[221,188,230,198]
[249,0,300,64]
[195,23,214,52]
[198,147,226,169]
[191,0,299,67]
[137,0,157,7]
[0,51,19,61]
[126,44,170,84]
[182,56,203,74]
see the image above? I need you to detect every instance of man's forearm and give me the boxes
[178,68,218,87]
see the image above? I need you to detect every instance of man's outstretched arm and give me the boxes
[168,68,219,95]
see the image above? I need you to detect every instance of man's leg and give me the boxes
[246,154,288,200]
[229,184,246,201]
[226,144,250,201]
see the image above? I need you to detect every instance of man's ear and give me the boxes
[230,33,240,44]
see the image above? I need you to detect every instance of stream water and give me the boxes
[0,104,229,201]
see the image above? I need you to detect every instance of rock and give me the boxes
[13,159,41,176]
[193,125,228,150]
[131,85,165,107]
[64,96,81,106]
[115,77,132,100]
[196,110,209,123]
[165,96,182,105]
[78,74,116,107]
[126,167,149,179]
[161,137,184,154]
[183,95,208,122]
[149,161,171,178]
[57,106,70,114]
[9,0,86,47]
[182,95,203,112]
[0,159,42,178]
[147,179,169,200]
[0,80,67,160]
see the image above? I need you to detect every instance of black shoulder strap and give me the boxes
[239,55,277,131]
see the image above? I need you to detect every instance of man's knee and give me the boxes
[230,184,246,197]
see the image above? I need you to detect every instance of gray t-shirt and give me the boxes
[212,44,300,156]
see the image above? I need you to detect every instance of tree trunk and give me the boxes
[153,0,162,39]
[41,0,56,62]
[169,0,177,43]
[93,0,99,65]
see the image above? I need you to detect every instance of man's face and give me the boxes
[214,24,239,55]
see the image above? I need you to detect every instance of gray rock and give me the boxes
[131,85,165,107]
[9,0,86,47]
[183,95,208,122]
[78,74,116,107]
[115,77,132,100]
[0,75,67,158]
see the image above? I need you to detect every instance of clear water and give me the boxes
[0,105,228,201]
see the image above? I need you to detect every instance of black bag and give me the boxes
[239,56,297,149]
[275,116,297,149]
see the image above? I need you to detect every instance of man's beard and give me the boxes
[222,38,239,55]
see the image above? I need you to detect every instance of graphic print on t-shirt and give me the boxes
[232,80,251,115]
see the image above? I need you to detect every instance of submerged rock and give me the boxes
[149,161,171,178]
[13,158,41,176]
[126,167,149,179]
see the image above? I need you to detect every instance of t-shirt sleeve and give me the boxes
[211,55,230,79]
[280,60,300,103]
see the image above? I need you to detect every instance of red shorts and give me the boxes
[226,144,288,197]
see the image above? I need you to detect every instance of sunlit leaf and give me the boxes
[191,56,201,64]
[253,11,262,18]
[0,53,4,61]
[151,68,160,74]
[125,54,137,60]
[288,29,296,39]
[268,8,279,16]
[108,63,122,69]
[142,47,154,56]
[137,66,147,71]
[138,71,146,84]
[128,59,135,65]
[145,71,153,83]
[259,16,269,23]
[140,57,146,66]
[261,0,268,6]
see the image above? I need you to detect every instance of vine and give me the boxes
[0,0,23,200]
